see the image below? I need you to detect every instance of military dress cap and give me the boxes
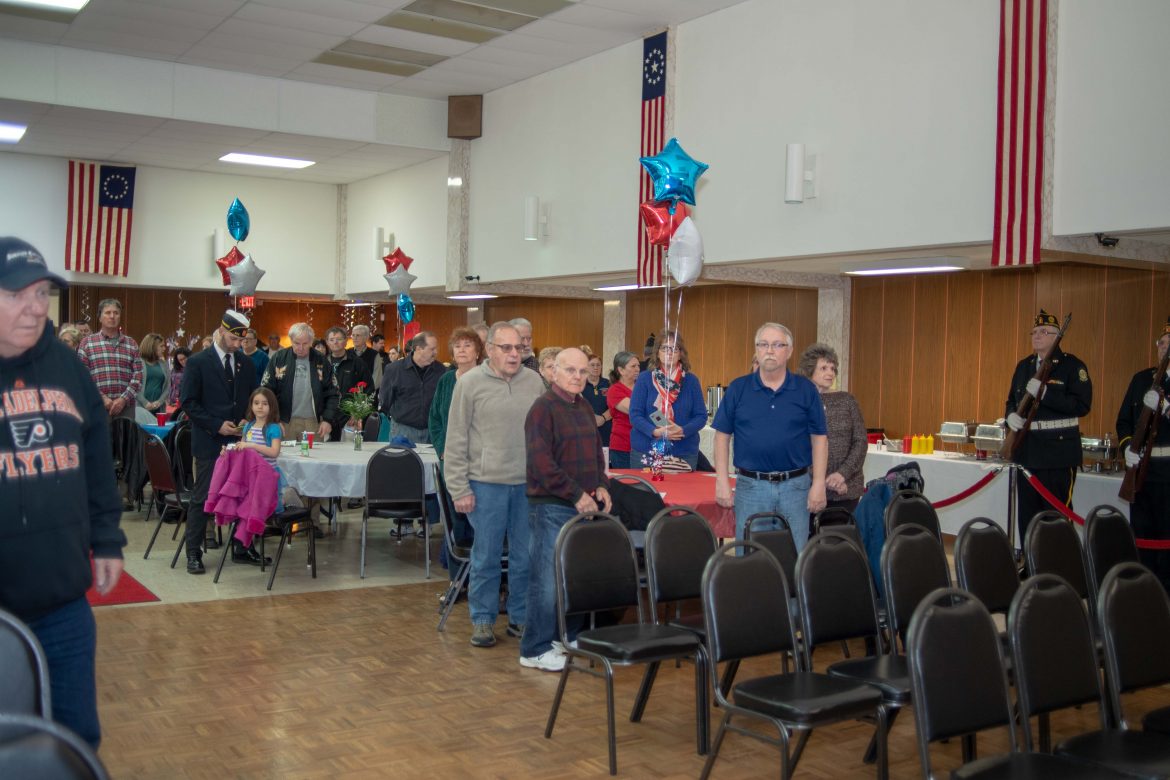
[1033,309,1059,329]
[221,309,250,336]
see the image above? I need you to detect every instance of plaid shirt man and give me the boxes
[78,331,143,404]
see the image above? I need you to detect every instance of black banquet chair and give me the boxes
[0,608,51,718]
[954,518,1020,621]
[142,434,191,560]
[1024,512,1094,619]
[700,540,886,780]
[883,489,942,541]
[906,587,1127,779]
[1099,562,1170,738]
[881,523,951,652]
[0,713,111,780]
[1084,505,1140,602]
[544,513,707,776]
[435,466,500,632]
[360,445,426,578]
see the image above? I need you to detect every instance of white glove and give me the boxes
[1125,448,1141,468]
[1026,378,1045,399]
[1144,389,1161,411]
[1006,413,1025,432]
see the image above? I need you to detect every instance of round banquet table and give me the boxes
[609,468,736,539]
[277,441,438,498]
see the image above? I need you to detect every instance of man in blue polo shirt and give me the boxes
[713,322,828,549]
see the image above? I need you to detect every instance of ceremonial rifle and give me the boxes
[1119,347,1170,502]
[1003,313,1073,459]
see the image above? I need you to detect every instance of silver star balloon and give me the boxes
[227,252,266,297]
[384,266,417,296]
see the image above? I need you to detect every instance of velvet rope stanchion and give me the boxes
[930,467,1003,509]
[1021,469,1170,551]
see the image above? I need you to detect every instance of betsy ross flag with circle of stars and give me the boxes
[66,160,136,277]
[638,31,667,288]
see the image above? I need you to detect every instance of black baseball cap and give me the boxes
[0,237,67,291]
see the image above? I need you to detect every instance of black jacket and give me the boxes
[262,347,339,427]
[1117,366,1170,483]
[327,352,373,440]
[181,345,257,460]
[1005,347,1092,469]
[379,355,445,430]
[0,321,126,621]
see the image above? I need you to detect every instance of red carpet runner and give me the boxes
[86,562,160,607]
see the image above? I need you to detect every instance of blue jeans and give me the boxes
[467,481,530,627]
[734,472,812,551]
[27,597,101,748]
[521,503,585,658]
[390,421,430,444]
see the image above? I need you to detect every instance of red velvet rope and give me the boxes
[929,468,1002,509]
[1022,471,1170,551]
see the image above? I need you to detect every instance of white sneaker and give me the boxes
[520,649,567,672]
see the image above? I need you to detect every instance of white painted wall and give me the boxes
[1053,0,1170,235]
[0,152,338,294]
[344,155,450,296]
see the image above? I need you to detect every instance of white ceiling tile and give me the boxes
[422,56,531,80]
[215,18,345,49]
[0,13,71,43]
[133,0,246,16]
[147,120,269,144]
[483,31,596,58]
[59,28,193,58]
[459,45,559,69]
[548,2,659,35]
[179,48,302,78]
[380,80,456,99]
[409,69,512,93]
[0,99,52,123]
[518,18,631,48]
[581,0,745,25]
[44,106,168,131]
[195,30,331,62]
[77,0,227,32]
[65,15,209,47]
[348,24,478,57]
[288,62,405,89]
[245,0,388,26]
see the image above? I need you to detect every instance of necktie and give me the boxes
[224,353,234,385]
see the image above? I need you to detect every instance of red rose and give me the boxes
[357,381,367,388]
[349,386,358,393]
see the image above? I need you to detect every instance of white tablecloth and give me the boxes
[277,442,438,498]
[862,444,1126,536]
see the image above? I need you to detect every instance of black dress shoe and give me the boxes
[205,537,221,550]
[187,554,206,574]
[232,544,272,566]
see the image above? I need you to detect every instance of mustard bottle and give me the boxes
[926,434,935,454]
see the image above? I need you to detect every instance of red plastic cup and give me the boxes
[156,413,168,426]
[307,432,315,449]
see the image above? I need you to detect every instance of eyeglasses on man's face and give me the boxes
[490,342,521,353]
[755,341,790,351]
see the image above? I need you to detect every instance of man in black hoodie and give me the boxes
[0,237,126,748]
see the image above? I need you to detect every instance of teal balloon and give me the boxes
[639,137,709,206]
[226,198,250,242]
[397,293,415,323]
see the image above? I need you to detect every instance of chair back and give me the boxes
[554,513,642,631]
[1085,505,1139,600]
[881,524,951,648]
[173,423,192,489]
[1098,562,1170,723]
[743,512,798,590]
[365,446,425,507]
[884,489,942,540]
[906,588,1017,769]
[796,531,881,648]
[0,713,111,780]
[433,466,466,557]
[0,609,50,718]
[812,505,862,548]
[644,506,717,607]
[1023,513,1090,601]
[143,435,176,495]
[701,541,798,667]
[362,415,381,441]
[954,518,1020,615]
[610,473,658,494]
[1008,574,1104,749]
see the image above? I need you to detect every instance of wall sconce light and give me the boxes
[374,227,396,258]
[785,143,818,203]
[213,227,225,262]
[524,195,549,241]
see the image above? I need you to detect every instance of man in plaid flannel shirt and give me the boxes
[77,298,142,420]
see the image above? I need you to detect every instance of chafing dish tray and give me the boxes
[937,421,977,444]
[972,424,1006,453]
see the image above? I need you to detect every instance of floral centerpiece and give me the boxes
[339,381,376,448]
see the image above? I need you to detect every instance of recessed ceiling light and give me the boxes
[0,122,28,143]
[219,153,315,169]
[446,293,498,300]
[592,283,663,292]
[841,257,970,276]
[1,0,89,10]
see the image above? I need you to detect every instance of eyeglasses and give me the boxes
[755,341,790,351]
[490,342,520,353]
[659,346,679,354]
[1031,329,1058,337]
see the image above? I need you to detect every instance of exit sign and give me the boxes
[238,296,255,309]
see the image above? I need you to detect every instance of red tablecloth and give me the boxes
[610,469,736,539]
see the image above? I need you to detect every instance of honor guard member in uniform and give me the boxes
[1117,317,1170,592]
[1005,309,1092,546]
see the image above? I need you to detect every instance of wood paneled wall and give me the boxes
[850,263,1170,440]
[483,297,604,356]
[625,284,820,387]
[65,286,471,363]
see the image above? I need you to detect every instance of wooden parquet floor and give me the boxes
[95,583,1165,779]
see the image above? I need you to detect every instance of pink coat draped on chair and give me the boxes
[205,448,278,547]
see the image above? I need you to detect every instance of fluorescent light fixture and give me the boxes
[603,300,621,306]
[447,176,463,186]
[2,0,89,9]
[447,293,498,300]
[0,122,27,143]
[592,283,663,292]
[841,256,969,276]
[219,152,315,169]
[343,301,375,307]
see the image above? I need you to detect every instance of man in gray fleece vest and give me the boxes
[444,322,545,649]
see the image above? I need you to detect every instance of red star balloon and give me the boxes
[639,200,689,248]
[404,321,421,342]
[215,246,244,286]
[382,247,414,274]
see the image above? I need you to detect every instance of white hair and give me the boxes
[288,322,315,341]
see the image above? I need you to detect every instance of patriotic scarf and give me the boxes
[651,362,684,423]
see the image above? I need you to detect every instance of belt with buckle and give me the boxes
[1150,446,1170,458]
[736,467,809,483]
[1031,418,1078,431]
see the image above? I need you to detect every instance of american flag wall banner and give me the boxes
[991,0,1047,267]
[66,160,136,276]
[638,31,667,288]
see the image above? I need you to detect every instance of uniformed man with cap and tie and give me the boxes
[179,310,257,574]
[1117,316,1170,592]
[1005,308,1093,547]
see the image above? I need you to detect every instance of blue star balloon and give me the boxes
[396,293,415,324]
[639,137,709,207]
[226,198,250,242]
